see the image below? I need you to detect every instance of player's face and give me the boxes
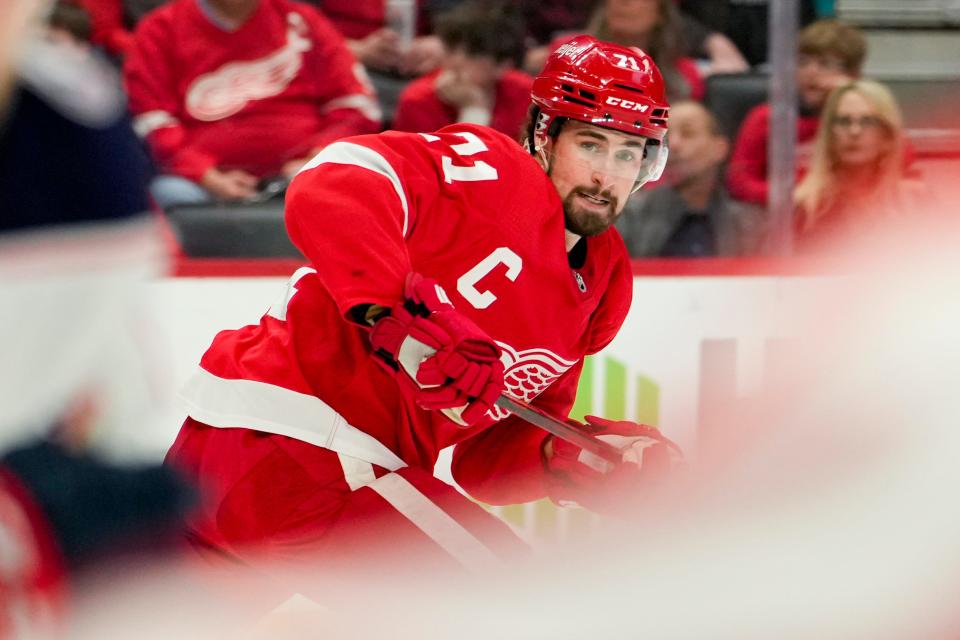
[547,121,647,237]
[830,90,891,169]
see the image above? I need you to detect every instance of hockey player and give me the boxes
[167,36,678,587]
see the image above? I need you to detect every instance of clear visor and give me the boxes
[633,138,668,191]
[547,135,669,193]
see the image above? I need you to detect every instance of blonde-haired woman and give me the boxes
[794,79,926,251]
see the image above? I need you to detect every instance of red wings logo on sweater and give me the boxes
[186,12,313,122]
[490,342,578,420]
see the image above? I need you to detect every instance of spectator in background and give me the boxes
[616,100,765,257]
[524,0,708,102]
[676,8,748,76]
[519,0,597,48]
[316,0,444,75]
[726,19,865,206]
[521,0,746,78]
[391,1,531,138]
[124,0,382,209]
[794,79,926,253]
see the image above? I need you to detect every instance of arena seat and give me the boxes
[838,0,960,27]
[703,71,769,140]
[705,71,960,139]
[166,202,304,258]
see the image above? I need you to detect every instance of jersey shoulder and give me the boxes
[430,123,553,191]
[292,124,557,224]
[347,124,549,190]
[320,124,533,173]
[433,123,531,161]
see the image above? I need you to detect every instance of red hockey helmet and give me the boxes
[531,36,670,189]
[531,36,670,141]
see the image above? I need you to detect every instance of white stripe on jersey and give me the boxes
[367,473,501,572]
[298,142,410,236]
[179,367,407,471]
[338,453,377,491]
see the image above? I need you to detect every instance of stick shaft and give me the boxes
[494,396,622,464]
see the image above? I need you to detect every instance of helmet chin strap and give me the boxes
[529,110,563,172]
[535,138,551,172]
[523,131,552,173]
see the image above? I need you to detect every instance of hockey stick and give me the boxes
[494,395,623,464]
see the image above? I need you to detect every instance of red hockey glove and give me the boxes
[369,273,505,426]
[544,415,683,514]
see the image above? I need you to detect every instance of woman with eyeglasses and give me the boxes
[793,79,928,253]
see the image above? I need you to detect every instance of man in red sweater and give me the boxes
[124,0,382,208]
[726,19,866,206]
[391,1,532,139]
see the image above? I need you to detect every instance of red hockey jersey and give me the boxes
[391,69,534,140]
[124,0,381,181]
[179,124,633,505]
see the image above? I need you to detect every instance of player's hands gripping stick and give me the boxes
[545,415,683,514]
[369,273,505,426]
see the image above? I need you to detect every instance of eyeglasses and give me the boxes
[831,115,884,131]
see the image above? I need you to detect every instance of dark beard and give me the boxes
[562,188,620,237]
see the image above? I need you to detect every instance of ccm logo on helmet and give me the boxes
[606,97,649,112]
